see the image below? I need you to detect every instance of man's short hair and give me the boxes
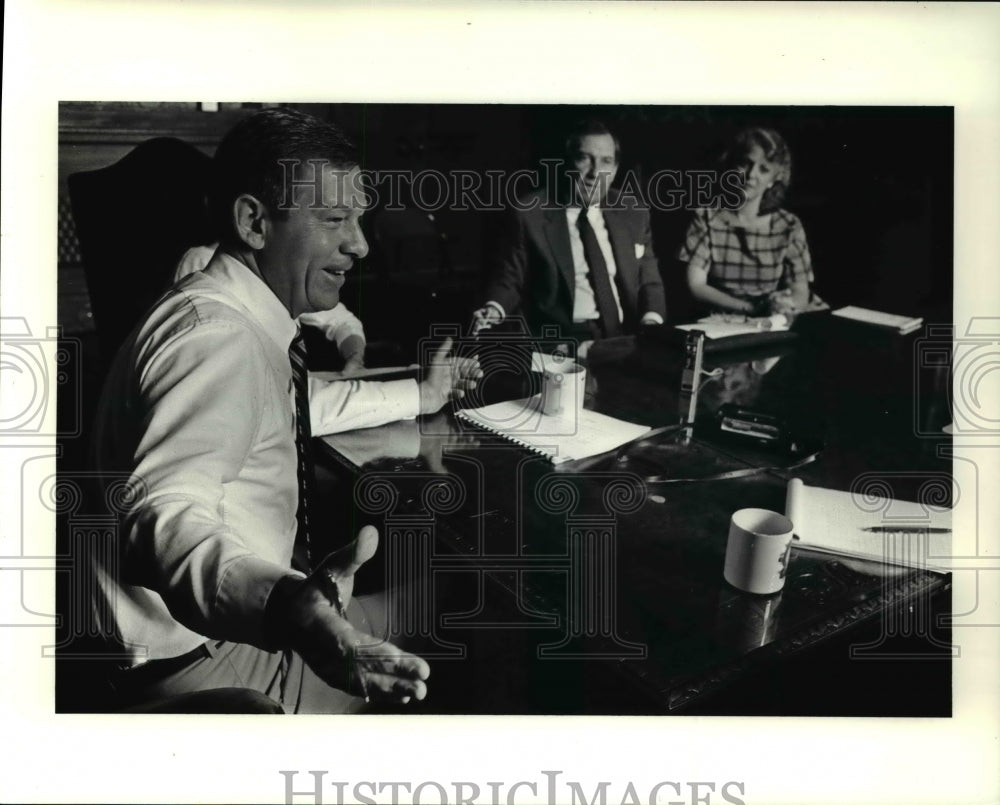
[564,119,622,164]
[209,107,359,242]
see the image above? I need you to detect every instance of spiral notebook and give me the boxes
[456,395,650,464]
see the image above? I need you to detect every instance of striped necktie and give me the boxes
[289,332,317,569]
[577,207,622,338]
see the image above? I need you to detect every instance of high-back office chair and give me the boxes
[371,207,452,280]
[362,207,466,357]
[68,137,214,370]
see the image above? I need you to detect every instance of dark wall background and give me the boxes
[314,104,954,343]
[59,102,953,351]
[303,103,953,336]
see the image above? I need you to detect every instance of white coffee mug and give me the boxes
[541,361,586,418]
[723,508,795,595]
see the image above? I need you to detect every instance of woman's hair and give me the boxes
[722,127,793,212]
[209,107,359,243]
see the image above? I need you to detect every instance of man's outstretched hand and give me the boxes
[418,336,483,415]
[265,526,430,704]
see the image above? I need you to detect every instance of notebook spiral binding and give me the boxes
[455,408,563,462]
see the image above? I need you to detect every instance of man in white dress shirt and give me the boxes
[91,108,479,712]
[176,242,367,372]
[175,242,400,435]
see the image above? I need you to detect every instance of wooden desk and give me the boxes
[315,314,953,715]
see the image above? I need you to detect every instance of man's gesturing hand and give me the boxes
[265,526,430,704]
[418,336,483,415]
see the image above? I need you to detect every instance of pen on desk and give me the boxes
[861,527,952,534]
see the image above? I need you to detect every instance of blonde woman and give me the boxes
[680,127,823,317]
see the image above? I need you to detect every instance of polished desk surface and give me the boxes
[315,313,953,715]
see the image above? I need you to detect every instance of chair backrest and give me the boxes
[68,137,214,366]
[371,207,451,279]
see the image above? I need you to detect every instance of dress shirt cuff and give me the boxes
[641,312,664,325]
[215,554,305,649]
[484,300,506,321]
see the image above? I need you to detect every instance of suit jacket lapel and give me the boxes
[542,207,576,297]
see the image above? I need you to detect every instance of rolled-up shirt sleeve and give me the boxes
[298,304,366,349]
[308,376,421,435]
[123,321,301,647]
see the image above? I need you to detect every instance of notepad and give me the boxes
[456,396,650,464]
[831,306,923,334]
[676,313,790,340]
[784,478,952,571]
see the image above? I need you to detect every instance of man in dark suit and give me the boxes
[472,120,667,343]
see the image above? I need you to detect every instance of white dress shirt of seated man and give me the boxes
[174,237,426,435]
[94,113,482,710]
[175,241,366,372]
[215,158,481,706]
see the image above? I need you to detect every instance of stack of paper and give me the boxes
[784,478,952,571]
[831,306,923,335]
[676,314,789,340]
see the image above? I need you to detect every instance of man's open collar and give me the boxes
[202,251,299,351]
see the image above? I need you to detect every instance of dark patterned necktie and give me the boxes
[289,332,318,570]
[577,208,622,338]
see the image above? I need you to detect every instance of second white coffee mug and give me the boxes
[723,508,795,595]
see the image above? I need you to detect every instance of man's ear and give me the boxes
[232,193,268,250]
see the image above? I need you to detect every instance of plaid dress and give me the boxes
[678,207,814,299]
